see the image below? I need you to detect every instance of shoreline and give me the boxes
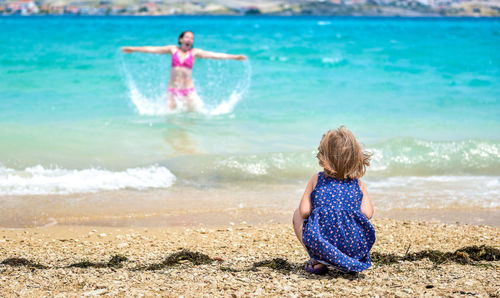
[1,185,499,228]
[2,194,498,229]
[1,218,498,296]
[49,208,500,228]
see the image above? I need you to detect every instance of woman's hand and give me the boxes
[121,47,134,54]
[236,55,247,61]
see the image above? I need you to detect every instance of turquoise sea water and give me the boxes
[0,16,499,218]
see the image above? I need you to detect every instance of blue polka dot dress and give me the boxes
[302,172,376,272]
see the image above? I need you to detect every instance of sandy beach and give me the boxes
[1,218,498,296]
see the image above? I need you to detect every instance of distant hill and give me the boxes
[1,0,499,16]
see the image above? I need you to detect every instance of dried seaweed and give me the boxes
[372,245,499,266]
[455,245,499,262]
[219,266,242,272]
[371,252,400,265]
[252,258,293,271]
[107,255,128,267]
[68,261,98,268]
[1,258,47,269]
[146,250,213,270]
[3,245,497,273]
[163,250,213,266]
[68,254,128,269]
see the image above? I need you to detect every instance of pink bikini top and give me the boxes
[171,49,193,69]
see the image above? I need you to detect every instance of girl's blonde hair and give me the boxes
[317,126,371,179]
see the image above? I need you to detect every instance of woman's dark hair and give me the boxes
[178,31,194,45]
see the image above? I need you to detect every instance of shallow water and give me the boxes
[0,16,499,227]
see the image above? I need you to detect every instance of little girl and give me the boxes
[293,126,375,274]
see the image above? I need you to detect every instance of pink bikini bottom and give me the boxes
[168,87,195,97]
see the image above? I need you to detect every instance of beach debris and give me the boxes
[404,244,411,258]
[83,289,108,296]
[1,258,47,269]
[453,290,478,296]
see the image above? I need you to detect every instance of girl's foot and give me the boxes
[305,259,328,275]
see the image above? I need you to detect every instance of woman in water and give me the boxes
[122,31,247,111]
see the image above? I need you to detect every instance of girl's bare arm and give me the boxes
[299,174,318,219]
[359,180,374,219]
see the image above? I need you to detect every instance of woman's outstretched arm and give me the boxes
[122,45,175,54]
[194,49,246,60]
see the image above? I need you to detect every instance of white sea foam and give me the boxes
[0,165,176,195]
[367,176,500,209]
[317,21,331,26]
[322,57,336,64]
[270,56,288,62]
[216,158,269,176]
[321,57,346,66]
[368,138,500,176]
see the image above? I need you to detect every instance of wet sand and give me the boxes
[2,186,499,228]
[0,218,498,296]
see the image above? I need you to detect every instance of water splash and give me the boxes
[120,53,171,115]
[127,77,170,115]
[203,60,252,116]
[120,53,251,116]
